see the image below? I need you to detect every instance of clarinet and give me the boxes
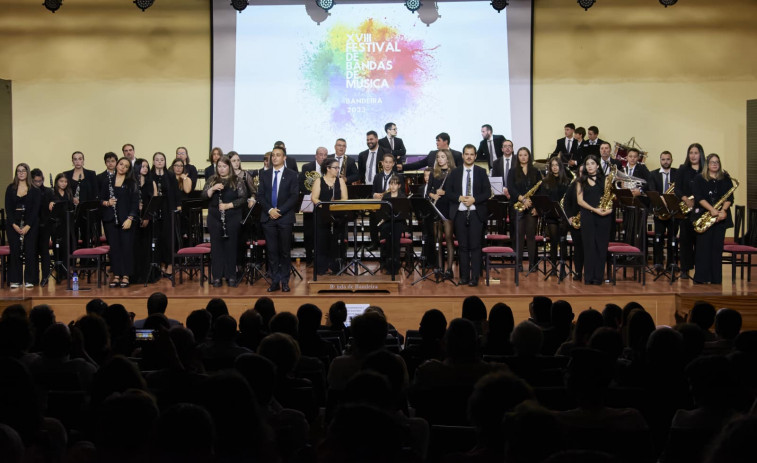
[109,171,119,226]
[74,173,82,202]
[219,182,229,238]
[49,173,53,188]
[18,205,26,255]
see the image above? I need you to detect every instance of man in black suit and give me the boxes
[299,147,328,264]
[476,124,506,170]
[550,123,578,168]
[447,144,491,287]
[329,138,360,185]
[648,150,679,271]
[358,131,390,185]
[581,125,605,159]
[491,139,515,234]
[258,147,299,292]
[96,152,118,197]
[403,132,463,171]
[378,122,406,172]
[623,148,650,196]
[274,141,299,172]
[598,142,622,176]
[122,143,137,167]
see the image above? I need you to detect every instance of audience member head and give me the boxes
[715,308,742,340]
[86,298,108,317]
[511,320,544,357]
[254,297,276,331]
[258,333,301,378]
[75,314,111,364]
[213,315,239,343]
[444,318,479,361]
[504,402,567,463]
[361,349,407,410]
[350,312,388,356]
[235,353,277,408]
[92,390,158,461]
[529,296,553,327]
[90,355,148,406]
[588,327,624,360]
[734,330,757,354]
[488,303,514,337]
[646,327,685,371]
[205,298,229,322]
[573,309,604,347]
[147,292,169,316]
[621,302,645,329]
[551,300,575,330]
[685,355,736,409]
[28,305,55,350]
[674,323,706,362]
[238,309,265,351]
[319,404,403,463]
[102,304,133,353]
[41,323,72,359]
[186,309,212,344]
[1,305,26,320]
[269,312,299,338]
[297,303,323,337]
[469,372,534,443]
[169,326,202,373]
[0,316,32,358]
[151,403,215,463]
[143,313,170,332]
[462,296,487,325]
[690,301,716,332]
[419,309,447,342]
[565,348,615,408]
[602,304,623,330]
[328,301,348,329]
[705,416,757,463]
[626,309,655,351]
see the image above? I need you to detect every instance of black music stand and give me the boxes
[648,191,683,283]
[411,197,457,286]
[377,197,412,277]
[141,196,163,286]
[529,195,559,278]
[240,202,270,285]
[75,200,101,248]
[289,195,304,281]
[50,202,71,282]
[181,198,207,247]
[347,185,376,259]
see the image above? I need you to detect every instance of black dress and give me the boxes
[202,177,247,282]
[152,171,180,267]
[580,177,611,284]
[315,177,343,275]
[4,184,41,285]
[539,177,570,265]
[508,166,542,269]
[100,177,140,277]
[675,164,702,273]
[692,174,734,284]
[428,169,452,221]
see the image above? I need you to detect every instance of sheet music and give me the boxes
[300,194,314,213]
[489,177,504,195]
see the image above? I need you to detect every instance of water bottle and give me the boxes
[72,272,79,291]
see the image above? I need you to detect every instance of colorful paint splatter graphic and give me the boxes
[301,18,437,127]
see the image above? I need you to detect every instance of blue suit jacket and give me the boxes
[258,167,299,224]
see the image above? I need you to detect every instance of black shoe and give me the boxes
[574,274,582,282]
[212,279,222,288]
[444,269,454,279]
[40,277,49,288]
[459,279,469,286]
[468,279,479,287]
[267,282,280,292]
[228,279,238,288]
[282,282,291,292]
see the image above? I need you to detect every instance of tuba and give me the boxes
[304,170,321,192]
[513,180,543,212]
[693,178,739,234]
[598,165,617,211]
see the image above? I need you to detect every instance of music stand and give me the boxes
[378,197,412,277]
[648,191,683,283]
[529,195,561,279]
[141,196,163,286]
[50,202,70,282]
[240,202,270,285]
[411,197,457,286]
[75,200,101,249]
[181,198,207,247]
[347,184,376,259]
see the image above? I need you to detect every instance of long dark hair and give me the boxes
[684,143,704,172]
[543,157,570,187]
[116,157,137,192]
[208,155,238,190]
[53,172,72,200]
[514,147,538,183]
[579,155,605,187]
[133,158,150,184]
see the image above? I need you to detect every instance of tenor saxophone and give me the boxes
[598,165,617,211]
[513,180,543,212]
[693,178,739,234]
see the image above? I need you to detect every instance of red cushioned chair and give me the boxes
[65,210,107,288]
[171,210,210,286]
[0,245,10,288]
[482,245,518,286]
[723,205,757,282]
[485,198,510,245]
[607,205,648,285]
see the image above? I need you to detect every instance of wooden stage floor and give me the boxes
[3,263,757,336]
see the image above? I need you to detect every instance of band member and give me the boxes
[584,126,605,158]
[649,151,679,271]
[448,144,490,287]
[5,164,41,288]
[427,149,456,276]
[508,147,542,272]
[359,130,389,186]
[132,159,158,284]
[539,158,571,271]
[171,158,193,202]
[551,123,578,169]
[31,169,53,287]
[491,139,515,234]
[675,143,704,279]
[64,151,97,245]
[96,152,118,197]
[175,146,198,190]
[202,156,247,287]
[381,175,407,274]
[562,171,584,281]
[205,147,223,179]
[404,132,464,171]
[100,158,139,288]
[370,153,403,249]
[259,147,299,292]
[311,157,349,275]
[692,153,733,285]
[299,147,328,265]
[577,155,613,285]
[329,138,360,185]
[49,173,74,278]
[378,122,407,171]
[122,143,137,166]
[572,127,587,171]
[273,141,299,172]
[151,152,180,277]
[228,151,257,266]
[598,142,622,176]
[477,124,506,170]
[623,148,650,195]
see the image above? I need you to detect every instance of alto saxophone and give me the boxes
[513,180,543,212]
[598,165,617,211]
[693,178,739,234]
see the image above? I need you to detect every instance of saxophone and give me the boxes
[598,165,617,211]
[513,180,543,212]
[693,178,739,234]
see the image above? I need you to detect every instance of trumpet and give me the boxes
[694,178,739,234]
[513,180,543,212]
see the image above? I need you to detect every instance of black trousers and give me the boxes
[581,210,611,284]
[454,211,483,282]
[546,221,568,266]
[653,217,679,267]
[303,212,314,263]
[679,220,696,272]
[263,220,293,284]
[570,225,584,277]
[208,209,241,281]
[380,220,404,274]
[516,210,537,269]
[694,221,726,284]
[315,223,341,275]
[104,221,135,277]
[7,225,38,284]
[37,225,52,281]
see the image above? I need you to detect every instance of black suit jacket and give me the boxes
[477,135,506,168]
[64,168,98,202]
[358,146,391,184]
[328,154,360,185]
[649,167,678,193]
[258,167,299,225]
[285,156,298,173]
[580,138,605,159]
[598,157,622,176]
[550,138,579,166]
[298,161,321,194]
[378,136,406,167]
[491,156,516,189]
[204,164,215,180]
[447,165,490,221]
[372,171,404,195]
[623,164,651,190]
[404,149,463,172]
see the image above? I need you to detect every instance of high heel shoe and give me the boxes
[109,277,121,288]
[120,277,130,288]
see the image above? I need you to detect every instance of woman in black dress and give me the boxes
[675,143,704,279]
[577,155,613,285]
[204,147,223,180]
[151,152,179,277]
[692,153,733,285]
[175,146,198,191]
[539,157,571,270]
[311,157,349,275]
[427,149,456,277]
[381,175,407,274]
[562,173,584,281]
[49,173,74,280]
[100,158,139,288]
[132,159,159,284]
[508,147,543,272]
[202,156,247,287]
[5,163,41,288]
[228,151,258,267]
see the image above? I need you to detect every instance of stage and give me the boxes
[3,262,757,336]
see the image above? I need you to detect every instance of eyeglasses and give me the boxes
[327,166,339,170]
